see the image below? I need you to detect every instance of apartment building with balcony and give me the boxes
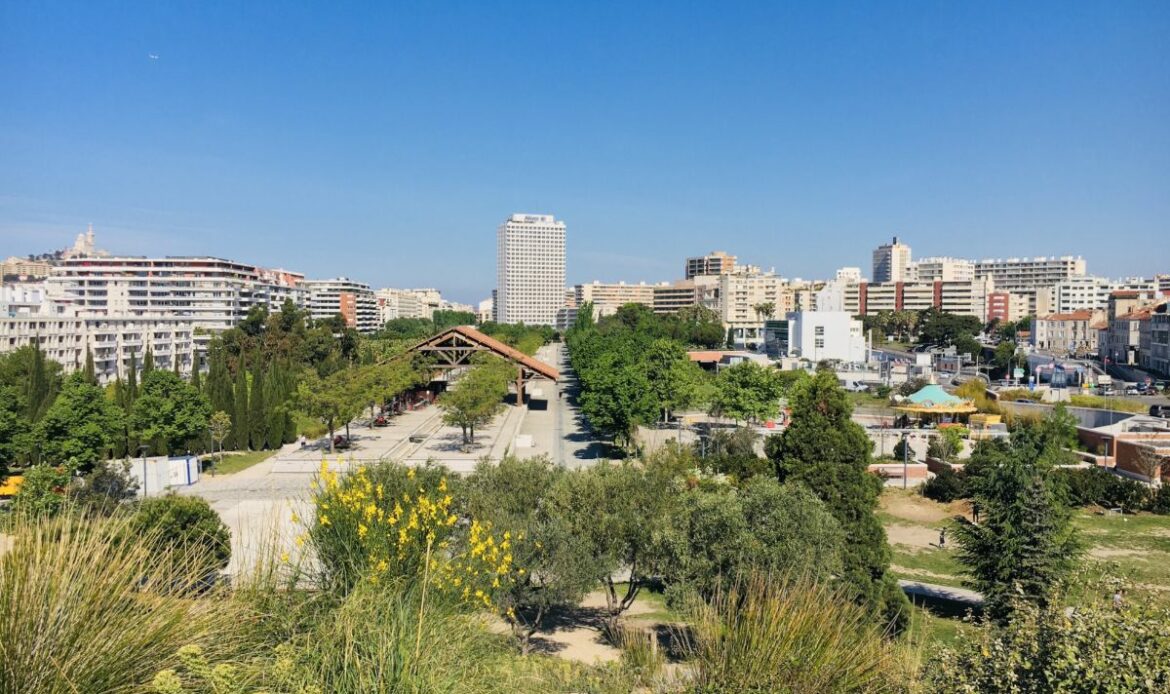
[974,255,1086,314]
[1031,310,1105,355]
[305,278,379,333]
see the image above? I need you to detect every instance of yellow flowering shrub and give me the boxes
[309,461,519,608]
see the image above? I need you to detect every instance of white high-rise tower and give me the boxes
[872,236,912,283]
[495,213,566,325]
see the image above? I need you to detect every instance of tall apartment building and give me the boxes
[304,278,379,333]
[46,256,306,333]
[872,237,913,283]
[495,213,566,326]
[912,257,975,282]
[685,251,737,279]
[717,272,793,345]
[974,256,1086,315]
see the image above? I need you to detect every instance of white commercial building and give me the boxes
[872,237,913,283]
[786,311,866,364]
[304,278,379,333]
[1041,276,1159,314]
[495,213,566,326]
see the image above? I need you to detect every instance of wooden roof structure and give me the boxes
[409,325,559,383]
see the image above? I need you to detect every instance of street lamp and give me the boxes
[902,432,910,490]
[138,444,150,497]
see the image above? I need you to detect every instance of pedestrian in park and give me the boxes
[971,501,980,524]
[938,527,947,549]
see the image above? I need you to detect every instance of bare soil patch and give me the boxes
[1090,547,1148,560]
[886,523,941,549]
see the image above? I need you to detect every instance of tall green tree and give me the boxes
[83,348,96,385]
[644,338,706,422]
[0,386,31,473]
[142,346,155,375]
[205,347,234,418]
[232,357,250,450]
[295,369,363,452]
[248,357,267,450]
[35,373,125,471]
[952,448,1081,623]
[710,361,783,424]
[578,351,657,450]
[767,370,908,628]
[130,370,212,456]
[126,352,139,405]
[437,358,512,445]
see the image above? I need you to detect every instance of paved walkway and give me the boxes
[899,579,984,607]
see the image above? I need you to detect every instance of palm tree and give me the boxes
[753,302,776,322]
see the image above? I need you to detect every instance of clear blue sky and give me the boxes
[2,1,1167,302]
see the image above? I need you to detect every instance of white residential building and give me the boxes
[46,256,306,334]
[786,311,866,364]
[476,298,494,324]
[0,313,197,384]
[872,237,913,283]
[304,278,379,333]
[375,288,426,322]
[1040,276,1158,314]
[495,213,566,326]
[573,281,658,318]
[912,257,975,282]
[974,256,1086,314]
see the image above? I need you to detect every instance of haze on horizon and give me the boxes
[2,1,1167,303]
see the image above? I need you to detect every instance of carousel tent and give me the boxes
[895,384,977,415]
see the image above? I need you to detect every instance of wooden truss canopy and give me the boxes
[408,325,559,399]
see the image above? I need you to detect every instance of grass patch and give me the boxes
[889,548,965,589]
[210,449,276,475]
[1068,394,1146,413]
[908,605,975,647]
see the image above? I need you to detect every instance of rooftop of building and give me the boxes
[1039,310,1097,321]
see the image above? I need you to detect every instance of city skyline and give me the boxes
[3,2,1169,301]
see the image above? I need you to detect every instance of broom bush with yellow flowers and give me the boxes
[308,460,519,615]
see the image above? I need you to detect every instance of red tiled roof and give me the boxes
[434,325,560,380]
[1040,310,1095,322]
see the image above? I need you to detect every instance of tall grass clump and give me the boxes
[683,573,916,693]
[0,512,248,694]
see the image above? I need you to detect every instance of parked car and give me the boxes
[1124,385,1140,396]
[333,435,351,450]
[408,433,426,443]
[1151,405,1170,419]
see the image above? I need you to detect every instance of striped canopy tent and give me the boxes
[894,384,977,419]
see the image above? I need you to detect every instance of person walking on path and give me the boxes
[938,527,947,549]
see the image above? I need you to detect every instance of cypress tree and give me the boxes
[126,352,139,406]
[206,348,234,417]
[191,354,202,392]
[173,351,181,375]
[83,347,96,385]
[232,356,250,450]
[142,346,155,375]
[263,361,283,449]
[26,341,49,421]
[249,357,267,450]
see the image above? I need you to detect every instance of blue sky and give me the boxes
[2,1,1167,302]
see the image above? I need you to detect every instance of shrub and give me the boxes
[67,460,140,516]
[8,464,70,520]
[1054,466,1149,511]
[0,513,247,692]
[925,596,1170,692]
[683,573,915,693]
[1149,484,1170,515]
[922,467,967,502]
[129,494,231,577]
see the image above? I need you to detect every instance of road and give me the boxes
[517,342,607,467]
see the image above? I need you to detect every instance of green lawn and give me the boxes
[880,488,1170,601]
[209,449,277,475]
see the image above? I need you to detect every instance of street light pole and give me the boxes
[902,432,909,490]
